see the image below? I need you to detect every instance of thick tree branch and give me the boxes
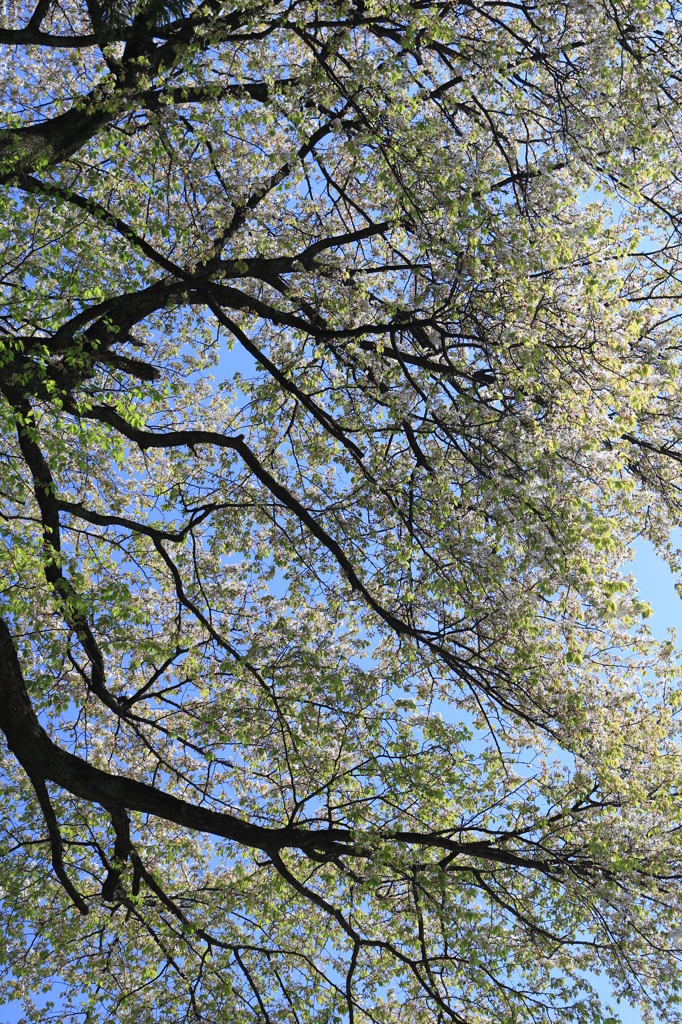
[0,615,583,877]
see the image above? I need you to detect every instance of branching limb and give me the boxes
[28,775,89,914]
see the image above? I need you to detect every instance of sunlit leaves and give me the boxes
[3,0,682,1021]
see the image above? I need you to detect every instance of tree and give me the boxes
[3,0,682,1019]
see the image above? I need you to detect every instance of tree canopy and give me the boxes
[4,0,682,1020]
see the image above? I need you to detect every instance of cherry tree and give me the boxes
[3,0,682,1020]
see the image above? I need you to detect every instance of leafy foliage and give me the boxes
[3,0,682,1021]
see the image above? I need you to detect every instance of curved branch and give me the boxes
[0,615,591,877]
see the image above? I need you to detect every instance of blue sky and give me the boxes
[630,539,682,642]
